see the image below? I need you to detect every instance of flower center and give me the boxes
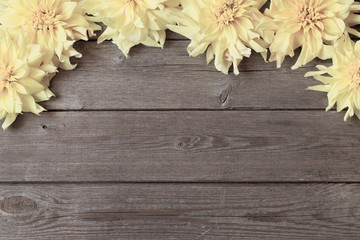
[0,67,11,82]
[31,9,57,30]
[214,0,241,26]
[297,4,322,31]
[124,0,139,7]
[349,67,360,87]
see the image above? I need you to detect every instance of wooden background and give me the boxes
[1,30,360,239]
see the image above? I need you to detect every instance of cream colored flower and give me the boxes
[83,0,180,57]
[0,0,100,70]
[168,0,269,75]
[0,27,57,130]
[261,0,360,69]
[306,35,360,121]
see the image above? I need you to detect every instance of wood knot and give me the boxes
[176,136,201,150]
[0,196,37,214]
[220,86,232,105]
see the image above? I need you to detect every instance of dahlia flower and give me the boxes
[0,27,56,130]
[261,0,360,70]
[83,0,180,57]
[168,0,269,75]
[0,0,100,70]
[306,35,360,121]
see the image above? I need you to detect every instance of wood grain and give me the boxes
[2,111,360,182]
[0,183,358,240]
[44,40,329,110]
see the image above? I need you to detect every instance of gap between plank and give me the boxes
[45,108,329,112]
[0,181,359,185]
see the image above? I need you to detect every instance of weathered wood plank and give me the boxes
[46,40,329,110]
[0,183,358,239]
[2,111,360,182]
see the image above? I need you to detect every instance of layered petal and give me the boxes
[0,26,56,130]
[168,0,270,75]
[306,35,360,121]
[82,0,180,56]
[260,0,360,69]
[0,0,101,70]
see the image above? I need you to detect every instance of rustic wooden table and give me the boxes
[0,32,359,239]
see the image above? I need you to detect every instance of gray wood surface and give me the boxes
[0,183,358,240]
[43,40,328,110]
[3,111,360,182]
[1,23,360,239]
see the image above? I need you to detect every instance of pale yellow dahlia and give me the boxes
[83,0,180,57]
[306,35,360,121]
[168,0,269,75]
[260,0,360,70]
[0,27,57,130]
[0,1,5,10]
[0,0,101,70]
